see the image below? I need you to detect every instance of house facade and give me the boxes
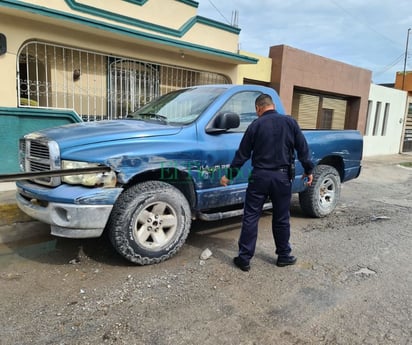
[267,45,409,157]
[0,0,259,174]
[364,84,407,156]
[0,0,261,113]
[394,72,412,152]
[269,45,372,132]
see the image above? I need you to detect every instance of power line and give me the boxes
[207,0,231,25]
[329,0,401,48]
[373,52,406,78]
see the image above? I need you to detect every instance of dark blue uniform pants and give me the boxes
[238,168,292,264]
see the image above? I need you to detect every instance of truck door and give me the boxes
[195,90,262,210]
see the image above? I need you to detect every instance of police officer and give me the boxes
[220,93,314,271]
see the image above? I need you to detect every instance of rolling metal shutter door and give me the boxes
[292,93,319,129]
[292,92,347,129]
[322,98,347,129]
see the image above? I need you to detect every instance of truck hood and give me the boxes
[33,120,182,149]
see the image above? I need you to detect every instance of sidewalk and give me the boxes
[0,186,42,245]
[0,188,32,227]
[1,153,411,244]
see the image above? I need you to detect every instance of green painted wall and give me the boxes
[0,108,82,174]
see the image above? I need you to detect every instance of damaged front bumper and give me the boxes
[16,181,123,238]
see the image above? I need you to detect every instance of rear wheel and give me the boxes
[299,165,341,218]
[107,181,191,265]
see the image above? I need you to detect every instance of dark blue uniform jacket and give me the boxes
[228,110,314,178]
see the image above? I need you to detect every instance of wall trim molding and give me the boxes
[0,0,256,65]
[64,0,238,36]
[0,107,83,123]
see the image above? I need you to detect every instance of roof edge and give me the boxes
[0,0,256,64]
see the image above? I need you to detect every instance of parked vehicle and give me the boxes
[16,85,363,264]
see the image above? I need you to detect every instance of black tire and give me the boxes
[298,165,341,218]
[107,181,191,265]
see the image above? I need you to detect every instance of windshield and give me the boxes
[129,87,226,125]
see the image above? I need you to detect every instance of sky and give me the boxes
[196,0,412,84]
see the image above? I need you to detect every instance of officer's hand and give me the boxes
[220,175,230,187]
[302,173,313,186]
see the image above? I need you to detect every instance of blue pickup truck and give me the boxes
[16,84,363,264]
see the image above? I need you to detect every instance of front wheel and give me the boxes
[299,165,341,218]
[107,181,191,265]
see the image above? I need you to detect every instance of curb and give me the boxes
[0,190,33,227]
[0,190,48,245]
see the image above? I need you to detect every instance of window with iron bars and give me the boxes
[18,41,230,121]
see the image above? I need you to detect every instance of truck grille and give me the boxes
[19,136,61,186]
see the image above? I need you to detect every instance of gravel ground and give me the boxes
[1,155,411,345]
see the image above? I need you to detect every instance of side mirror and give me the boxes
[217,112,240,129]
[206,112,240,133]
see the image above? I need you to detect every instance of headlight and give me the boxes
[61,160,117,187]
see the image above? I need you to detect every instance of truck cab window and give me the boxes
[219,91,261,132]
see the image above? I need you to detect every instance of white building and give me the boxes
[364,84,408,156]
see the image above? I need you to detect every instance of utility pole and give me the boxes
[402,28,411,90]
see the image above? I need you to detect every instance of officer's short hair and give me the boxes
[255,94,274,107]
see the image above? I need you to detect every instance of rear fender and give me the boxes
[317,156,344,181]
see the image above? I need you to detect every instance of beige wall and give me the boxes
[0,0,249,79]
[236,51,272,84]
[15,0,239,53]
[182,24,239,53]
[0,4,244,108]
[0,50,16,107]
[78,0,197,28]
[26,0,196,32]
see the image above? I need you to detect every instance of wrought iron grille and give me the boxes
[18,41,230,121]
